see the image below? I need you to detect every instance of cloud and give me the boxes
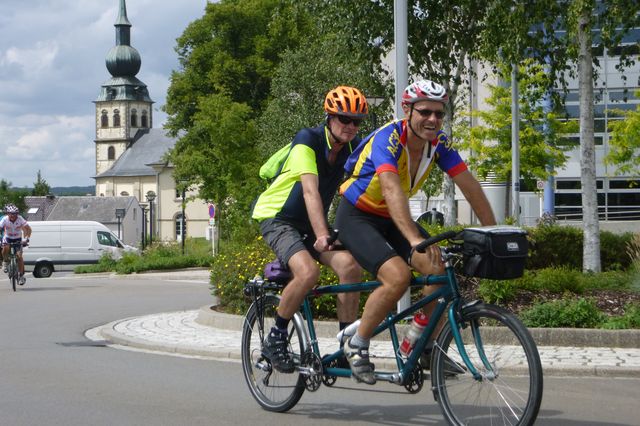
[2,41,59,76]
[0,1,208,188]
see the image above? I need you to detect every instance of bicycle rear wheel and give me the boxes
[241,294,306,412]
[431,302,543,426]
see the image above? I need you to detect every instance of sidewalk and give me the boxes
[86,300,640,378]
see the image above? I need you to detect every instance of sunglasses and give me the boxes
[336,115,363,126]
[413,108,445,119]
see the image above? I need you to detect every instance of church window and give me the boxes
[141,110,148,127]
[113,109,121,127]
[101,110,108,128]
[108,146,116,160]
[131,109,138,127]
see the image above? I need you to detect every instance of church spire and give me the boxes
[106,0,141,78]
[115,0,132,45]
[96,0,152,103]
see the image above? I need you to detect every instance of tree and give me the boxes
[480,0,640,272]
[32,170,51,196]
[164,0,314,240]
[605,90,640,175]
[0,180,27,213]
[258,31,389,158]
[462,60,577,218]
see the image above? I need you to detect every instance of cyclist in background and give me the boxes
[252,86,369,373]
[1,204,32,285]
[335,80,497,384]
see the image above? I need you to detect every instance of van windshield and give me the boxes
[97,231,123,248]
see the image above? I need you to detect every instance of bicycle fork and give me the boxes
[447,300,494,381]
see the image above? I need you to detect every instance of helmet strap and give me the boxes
[325,117,350,146]
[406,104,429,142]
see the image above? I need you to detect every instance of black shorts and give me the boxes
[259,218,319,266]
[334,198,429,276]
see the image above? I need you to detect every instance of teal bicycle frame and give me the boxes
[296,260,487,384]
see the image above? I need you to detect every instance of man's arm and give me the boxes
[379,171,424,247]
[300,173,332,252]
[22,224,32,239]
[452,170,497,226]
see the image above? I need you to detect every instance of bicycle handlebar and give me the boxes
[414,230,458,253]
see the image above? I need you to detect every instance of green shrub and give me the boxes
[530,266,584,294]
[521,297,605,328]
[601,303,640,329]
[74,253,117,273]
[477,278,522,304]
[527,225,583,270]
[527,225,633,272]
[211,236,369,317]
[74,238,213,274]
[581,270,633,291]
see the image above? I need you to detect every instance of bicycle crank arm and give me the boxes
[373,371,403,384]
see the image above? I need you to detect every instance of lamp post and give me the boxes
[115,208,125,240]
[146,191,156,245]
[366,95,385,129]
[139,203,148,250]
[178,181,188,255]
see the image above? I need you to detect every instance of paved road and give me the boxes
[2,271,639,425]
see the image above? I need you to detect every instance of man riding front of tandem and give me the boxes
[334,79,497,384]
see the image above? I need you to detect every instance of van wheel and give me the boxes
[34,262,54,278]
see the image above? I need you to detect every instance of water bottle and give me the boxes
[336,320,361,344]
[399,313,429,356]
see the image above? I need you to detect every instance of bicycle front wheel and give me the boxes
[241,294,306,412]
[10,258,17,292]
[431,302,543,426]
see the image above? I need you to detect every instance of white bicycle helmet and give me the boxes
[402,80,449,105]
[4,204,18,214]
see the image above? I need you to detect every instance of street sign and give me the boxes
[536,180,545,190]
[209,218,215,226]
[208,203,215,219]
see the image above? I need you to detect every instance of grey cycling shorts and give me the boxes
[259,218,319,266]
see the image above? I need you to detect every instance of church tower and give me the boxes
[94,0,153,180]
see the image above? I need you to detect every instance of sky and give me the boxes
[0,0,209,188]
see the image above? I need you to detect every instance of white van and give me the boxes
[23,221,139,278]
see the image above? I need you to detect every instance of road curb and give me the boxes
[195,304,640,348]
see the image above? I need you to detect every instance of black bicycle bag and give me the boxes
[458,226,528,280]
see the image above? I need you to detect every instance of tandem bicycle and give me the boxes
[241,227,543,425]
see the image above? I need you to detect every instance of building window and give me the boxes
[175,214,186,241]
[108,146,115,160]
[120,191,129,196]
[113,109,121,127]
[141,110,148,128]
[101,110,108,128]
[131,109,137,127]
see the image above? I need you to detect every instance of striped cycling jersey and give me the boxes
[340,119,467,217]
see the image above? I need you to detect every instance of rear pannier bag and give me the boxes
[458,226,528,280]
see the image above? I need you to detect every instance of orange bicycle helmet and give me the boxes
[324,86,369,118]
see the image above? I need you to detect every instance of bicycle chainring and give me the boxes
[301,351,323,391]
[403,364,424,394]
[321,357,338,387]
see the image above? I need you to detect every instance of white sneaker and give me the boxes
[18,274,26,285]
[2,263,7,273]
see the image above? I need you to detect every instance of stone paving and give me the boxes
[88,309,640,377]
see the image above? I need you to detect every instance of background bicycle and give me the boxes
[6,240,27,291]
[241,226,543,426]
